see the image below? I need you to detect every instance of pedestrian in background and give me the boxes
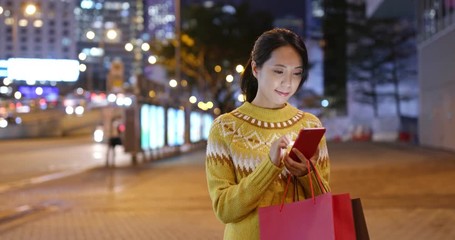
[205,28,331,239]
[106,117,123,167]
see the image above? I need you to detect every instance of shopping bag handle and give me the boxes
[279,158,328,211]
[280,174,293,211]
[307,157,329,194]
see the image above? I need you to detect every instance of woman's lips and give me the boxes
[275,90,290,97]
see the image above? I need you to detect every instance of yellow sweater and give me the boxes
[206,102,331,240]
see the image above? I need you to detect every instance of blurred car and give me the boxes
[63,94,87,115]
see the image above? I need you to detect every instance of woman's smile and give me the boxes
[275,90,290,97]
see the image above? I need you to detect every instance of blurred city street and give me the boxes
[0,0,454,239]
[0,135,127,190]
[0,137,454,239]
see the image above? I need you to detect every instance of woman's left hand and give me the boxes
[283,148,310,177]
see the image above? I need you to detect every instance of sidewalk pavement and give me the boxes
[0,141,454,239]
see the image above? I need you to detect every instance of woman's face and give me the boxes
[252,45,303,109]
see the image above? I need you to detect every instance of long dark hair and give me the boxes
[240,28,309,103]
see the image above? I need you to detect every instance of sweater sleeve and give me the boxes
[205,118,283,224]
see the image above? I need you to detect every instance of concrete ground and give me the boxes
[0,141,454,239]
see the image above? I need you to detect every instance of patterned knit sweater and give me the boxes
[206,102,331,240]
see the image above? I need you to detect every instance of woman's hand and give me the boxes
[283,148,310,177]
[269,135,291,167]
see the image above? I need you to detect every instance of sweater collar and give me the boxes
[236,102,300,123]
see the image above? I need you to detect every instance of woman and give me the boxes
[206,28,330,240]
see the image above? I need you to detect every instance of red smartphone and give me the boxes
[288,128,326,162]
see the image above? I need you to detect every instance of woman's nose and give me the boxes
[281,74,292,87]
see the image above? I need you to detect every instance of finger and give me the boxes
[284,156,304,172]
[284,161,306,177]
[278,142,288,152]
[285,155,309,174]
[283,160,296,174]
[284,156,305,170]
[282,135,291,146]
[291,148,309,163]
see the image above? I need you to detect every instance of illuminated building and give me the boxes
[0,0,79,106]
[145,0,176,41]
[0,0,77,60]
[75,0,145,92]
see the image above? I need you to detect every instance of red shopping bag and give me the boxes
[258,192,356,240]
[259,158,356,240]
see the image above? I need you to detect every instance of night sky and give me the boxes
[182,0,306,19]
[246,0,306,18]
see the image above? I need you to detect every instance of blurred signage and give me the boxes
[190,112,202,143]
[140,104,165,150]
[18,86,59,101]
[107,60,124,92]
[7,58,80,82]
[167,108,185,146]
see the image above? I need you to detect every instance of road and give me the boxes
[0,138,454,239]
[0,135,132,192]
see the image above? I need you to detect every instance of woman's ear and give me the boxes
[251,61,258,78]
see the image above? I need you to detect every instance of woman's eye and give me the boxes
[273,70,283,74]
[294,72,303,76]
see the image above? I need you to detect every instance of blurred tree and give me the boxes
[151,2,273,114]
[347,1,417,117]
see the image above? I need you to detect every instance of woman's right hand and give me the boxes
[269,135,291,167]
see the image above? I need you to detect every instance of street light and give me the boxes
[24,4,37,16]
[226,74,234,83]
[141,43,150,51]
[124,43,134,52]
[169,79,178,88]
[189,96,197,104]
[78,53,87,61]
[86,30,96,40]
[148,56,157,64]
[235,64,244,73]
[106,29,118,40]
[238,94,245,102]
[79,64,87,72]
